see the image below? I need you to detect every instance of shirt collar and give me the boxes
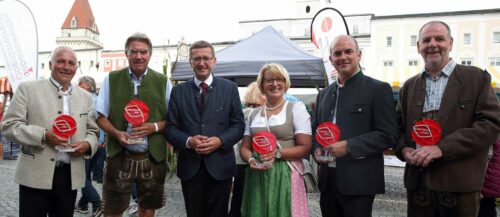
[336,69,363,87]
[194,74,213,88]
[421,59,456,79]
[128,68,148,81]
[50,77,72,94]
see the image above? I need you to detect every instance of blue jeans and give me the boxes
[92,147,106,182]
[78,158,101,208]
[132,181,138,201]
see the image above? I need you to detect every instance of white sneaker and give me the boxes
[128,201,138,215]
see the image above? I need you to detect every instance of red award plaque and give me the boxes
[124,99,150,144]
[251,131,278,169]
[53,115,77,152]
[411,119,441,146]
[315,122,340,161]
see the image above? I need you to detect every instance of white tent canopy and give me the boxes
[171,26,326,88]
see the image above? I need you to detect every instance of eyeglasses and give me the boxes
[127,49,150,56]
[190,56,214,63]
[264,77,286,85]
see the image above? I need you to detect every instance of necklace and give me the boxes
[266,97,285,111]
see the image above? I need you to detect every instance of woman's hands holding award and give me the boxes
[314,122,340,163]
[124,99,150,145]
[250,130,278,170]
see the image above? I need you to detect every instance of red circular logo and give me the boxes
[251,131,277,155]
[411,119,441,146]
[321,17,333,32]
[315,122,340,147]
[53,115,77,139]
[124,99,150,125]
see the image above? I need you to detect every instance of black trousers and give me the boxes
[478,197,498,217]
[229,165,247,217]
[319,167,375,217]
[181,161,232,217]
[19,163,76,217]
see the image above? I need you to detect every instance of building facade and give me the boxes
[26,0,500,90]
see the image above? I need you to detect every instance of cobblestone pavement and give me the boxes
[0,159,498,216]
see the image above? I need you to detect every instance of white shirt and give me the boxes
[50,78,72,163]
[244,101,312,136]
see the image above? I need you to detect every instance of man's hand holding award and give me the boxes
[53,114,77,152]
[410,118,442,167]
[315,122,340,162]
[251,130,278,169]
[124,99,150,145]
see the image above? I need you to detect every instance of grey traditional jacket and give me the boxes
[1,79,98,190]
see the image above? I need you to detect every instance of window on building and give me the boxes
[460,58,473,66]
[352,25,359,35]
[489,57,500,66]
[410,35,417,46]
[494,32,500,43]
[408,60,418,67]
[386,36,392,47]
[383,60,393,67]
[463,33,471,45]
[41,63,44,70]
[90,60,94,67]
[70,17,77,28]
[304,27,310,37]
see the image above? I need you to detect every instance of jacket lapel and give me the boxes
[323,83,337,122]
[437,67,462,131]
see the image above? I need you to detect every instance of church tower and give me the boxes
[56,0,102,49]
[55,0,103,75]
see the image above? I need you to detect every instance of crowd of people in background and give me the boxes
[0,20,499,217]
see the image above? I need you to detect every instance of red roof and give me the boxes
[61,0,99,33]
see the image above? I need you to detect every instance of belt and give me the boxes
[55,161,70,167]
[125,150,149,157]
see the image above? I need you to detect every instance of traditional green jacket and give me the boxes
[107,68,167,162]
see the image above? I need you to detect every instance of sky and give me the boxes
[13,0,500,51]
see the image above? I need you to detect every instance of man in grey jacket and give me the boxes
[1,46,98,216]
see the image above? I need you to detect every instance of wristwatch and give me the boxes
[275,148,282,159]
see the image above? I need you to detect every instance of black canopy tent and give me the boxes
[171,26,327,88]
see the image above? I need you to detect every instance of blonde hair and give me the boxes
[243,81,263,106]
[256,63,291,94]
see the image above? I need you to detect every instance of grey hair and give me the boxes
[125,32,153,55]
[78,76,96,93]
[418,21,453,41]
[50,46,77,63]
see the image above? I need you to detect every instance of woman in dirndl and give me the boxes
[240,63,312,217]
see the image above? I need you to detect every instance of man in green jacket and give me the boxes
[97,32,172,217]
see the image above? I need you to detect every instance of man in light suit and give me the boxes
[1,46,99,216]
[165,40,245,217]
[312,35,398,217]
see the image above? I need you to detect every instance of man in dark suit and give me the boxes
[165,40,245,217]
[312,35,398,217]
[395,21,500,217]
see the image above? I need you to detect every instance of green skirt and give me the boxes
[241,160,291,217]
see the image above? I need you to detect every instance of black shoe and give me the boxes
[92,177,103,184]
[75,205,89,214]
[92,206,102,217]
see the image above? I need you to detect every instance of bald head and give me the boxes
[330,35,359,56]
